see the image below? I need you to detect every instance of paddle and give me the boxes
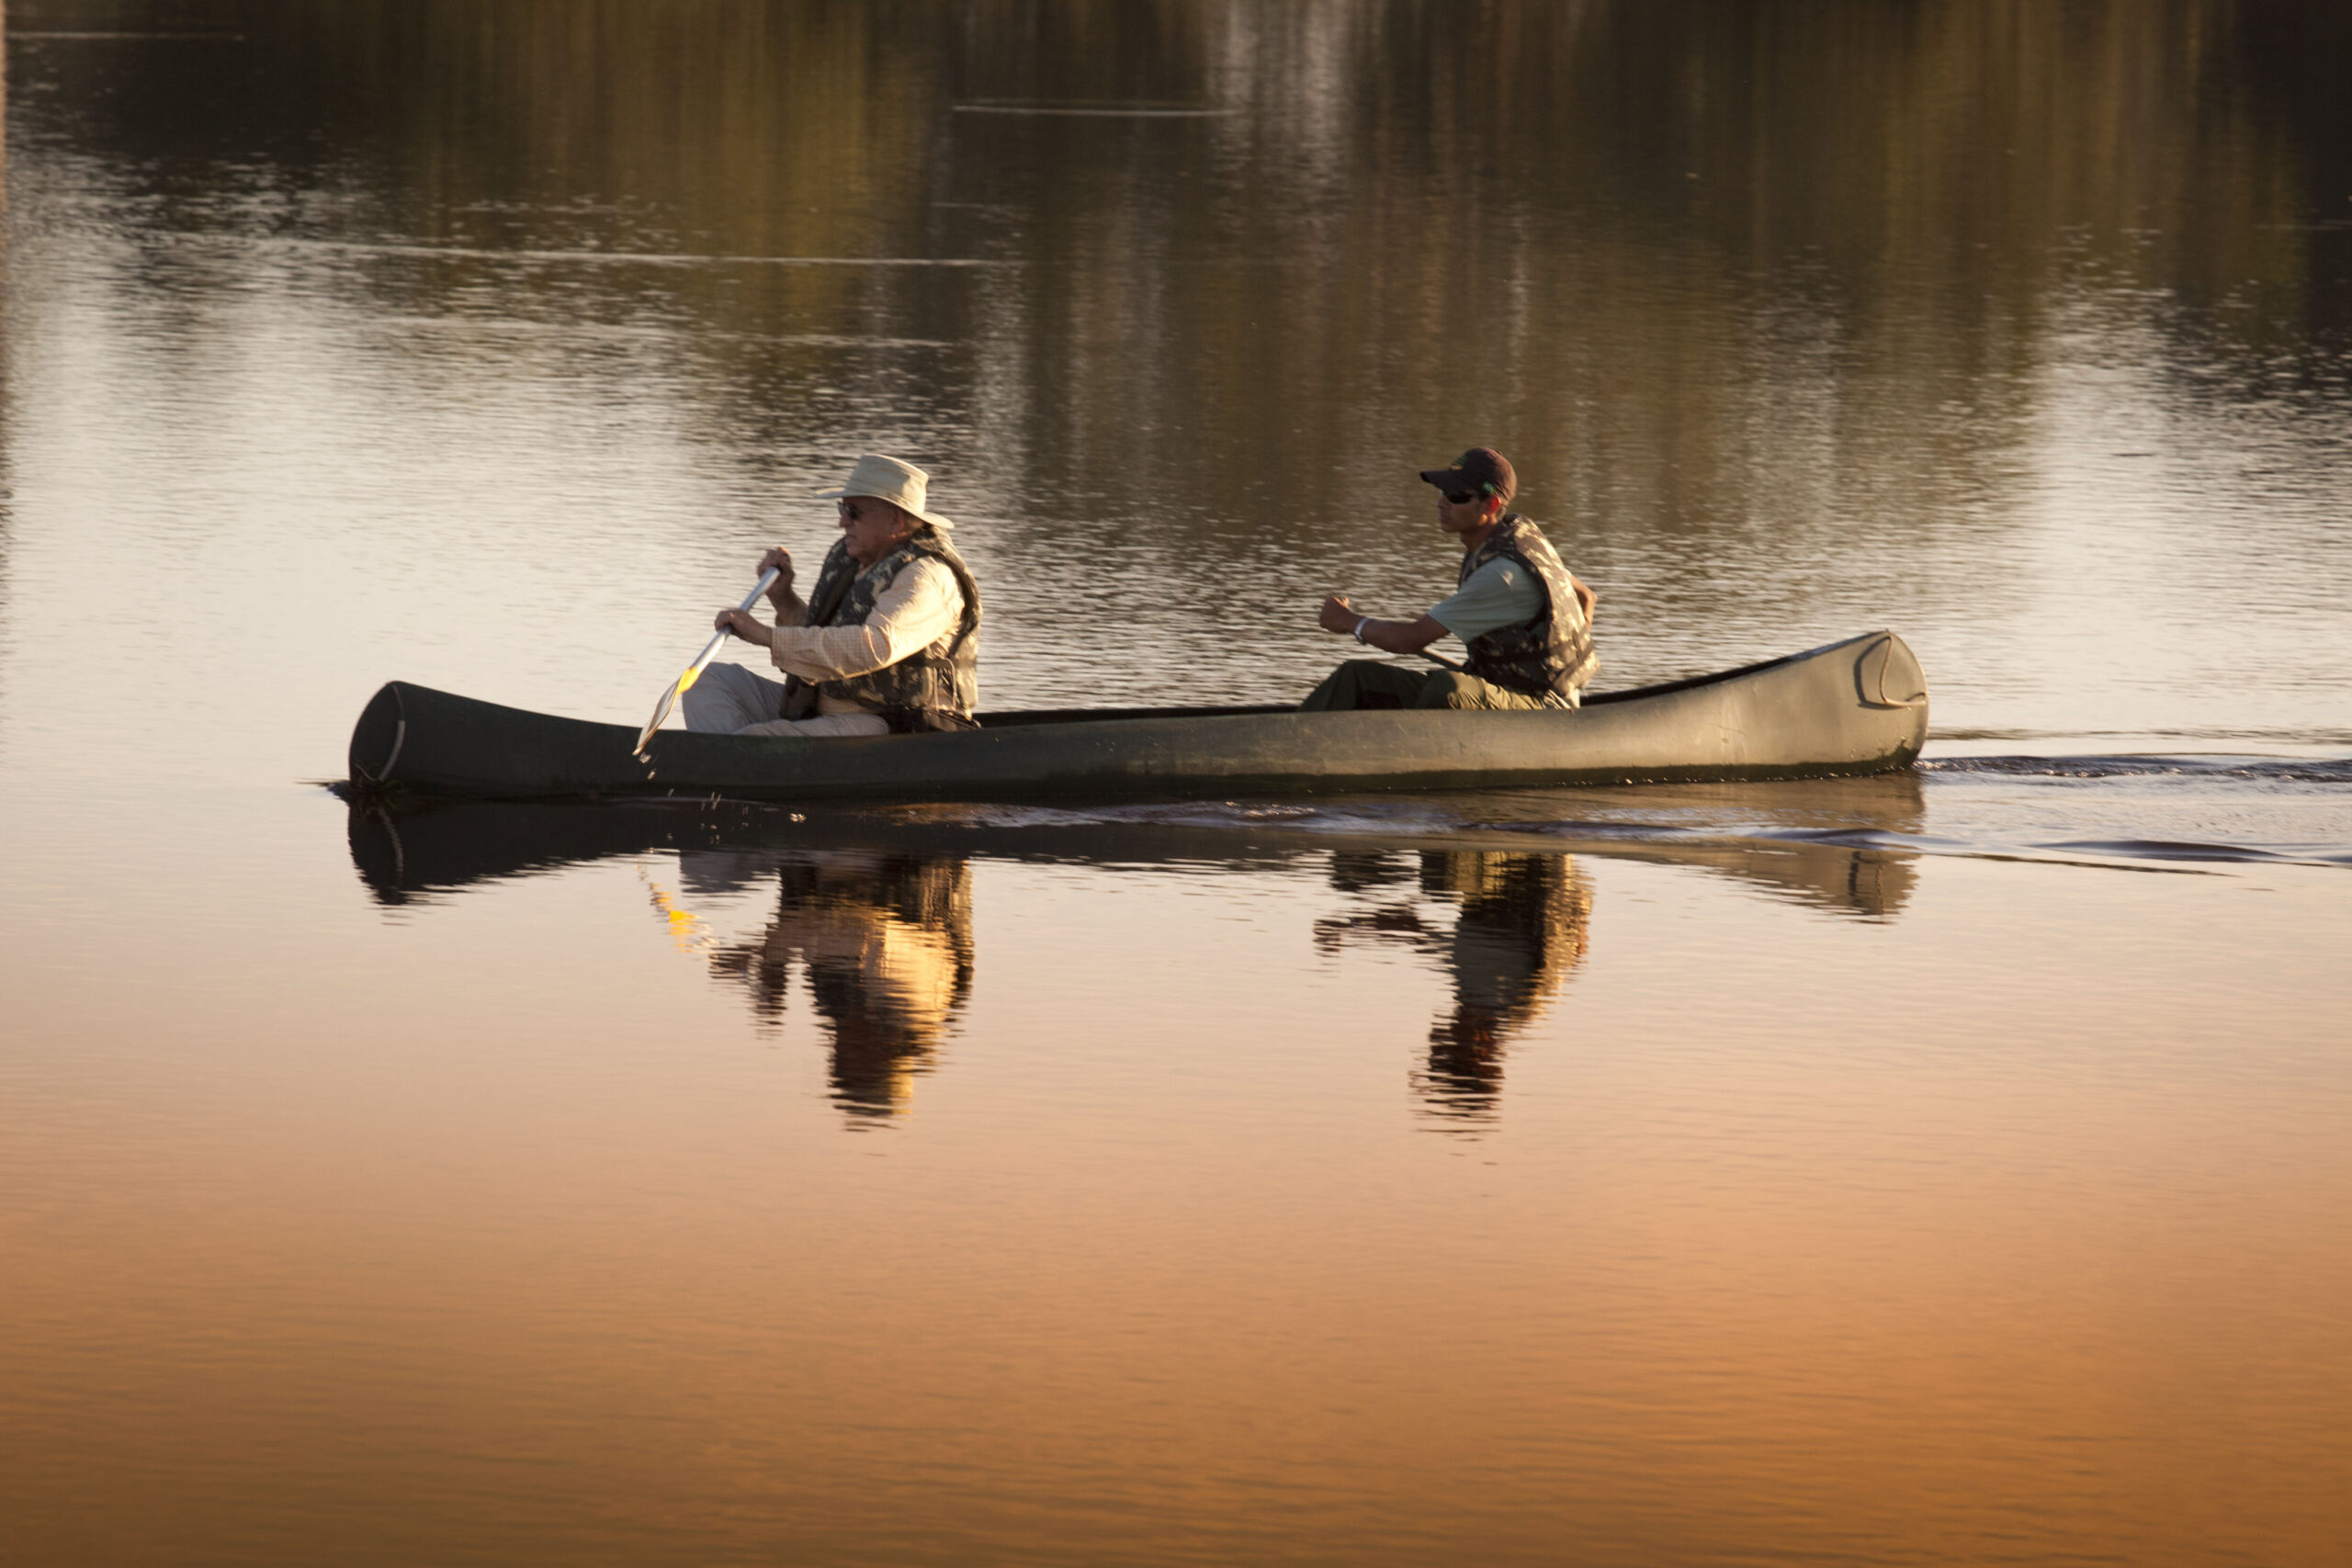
[633,566,783,757]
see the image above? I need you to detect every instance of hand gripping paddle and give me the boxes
[633,567,782,758]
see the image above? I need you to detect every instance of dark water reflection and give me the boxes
[347,789,1922,1126]
[1321,852,1597,1125]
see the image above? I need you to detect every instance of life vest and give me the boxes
[780,527,982,732]
[1456,515,1597,702]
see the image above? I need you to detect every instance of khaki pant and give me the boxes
[681,661,890,739]
[1297,660,1554,714]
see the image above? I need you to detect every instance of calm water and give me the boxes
[4,3,2349,1563]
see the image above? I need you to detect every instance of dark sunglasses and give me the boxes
[1442,490,1476,505]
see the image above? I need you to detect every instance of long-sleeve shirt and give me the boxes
[767,558,967,715]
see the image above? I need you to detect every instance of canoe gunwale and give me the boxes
[971,637,1838,728]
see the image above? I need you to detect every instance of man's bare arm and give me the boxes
[758,547,808,626]
[1318,594,1449,656]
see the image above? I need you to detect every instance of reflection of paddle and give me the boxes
[633,567,782,757]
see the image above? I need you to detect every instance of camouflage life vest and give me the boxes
[779,527,981,732]
[1456,515,1598,702]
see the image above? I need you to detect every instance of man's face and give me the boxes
[839,496,914,565]
[1434,486,1495,538]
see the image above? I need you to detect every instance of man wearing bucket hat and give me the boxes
[685,454,982,737]
[1300,446,1597,713]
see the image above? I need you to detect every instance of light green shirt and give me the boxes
[1429,557,1546,641]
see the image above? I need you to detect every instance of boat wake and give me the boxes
[1919,754,2352,784]
[934,751,2352,873]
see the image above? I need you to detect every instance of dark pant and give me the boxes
[1297,660,1551,713]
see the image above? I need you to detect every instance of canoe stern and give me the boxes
[347,682,409,791]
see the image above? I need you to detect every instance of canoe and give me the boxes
[345,628,1928,803]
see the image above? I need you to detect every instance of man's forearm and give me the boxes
[1570,574,1596,625]
[1351,614,1446,656]
[770,622,892,681]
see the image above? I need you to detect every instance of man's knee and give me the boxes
[679,681,726,729]
[682,661,786,731]
[1303,660,1425,713]
[1413,671,1485,710]
[1413,671,1539,711]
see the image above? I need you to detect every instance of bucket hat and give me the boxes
[815,454,955,531]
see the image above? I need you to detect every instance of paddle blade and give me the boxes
[633,673,690,757]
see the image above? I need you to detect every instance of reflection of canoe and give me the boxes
[347,629,1928,804]
[343,775,1924,921]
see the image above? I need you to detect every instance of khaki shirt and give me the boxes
[1430,556,1551,642]
[769,558,967,715]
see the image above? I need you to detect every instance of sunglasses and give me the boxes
[1442,490,1477,505]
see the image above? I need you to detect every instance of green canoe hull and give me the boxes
[346,630,1929,803]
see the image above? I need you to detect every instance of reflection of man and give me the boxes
[1316,850,1593,1122]
[686,454,981,738]
[706,852,975,1122]
[1420,852,1592,1120]
[1302,447,1598,712]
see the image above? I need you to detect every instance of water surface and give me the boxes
[3,4,2348,1564]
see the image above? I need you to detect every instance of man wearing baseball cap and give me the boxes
[686,453,982,737]
[1302,446,1598,712]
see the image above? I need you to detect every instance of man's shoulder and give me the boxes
[901,553,962,584]
[901,529,977,572]
[1492,516,1567,564]
[886,552,968,611]
[871,537,951,574]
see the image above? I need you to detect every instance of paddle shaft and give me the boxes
[685,565,785,682]
[634,566,784,754]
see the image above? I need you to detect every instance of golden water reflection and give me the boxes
[17,0,2350,725]
[687,850,975,1123]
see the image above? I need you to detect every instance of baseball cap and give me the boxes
[1418,446,1516,504]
